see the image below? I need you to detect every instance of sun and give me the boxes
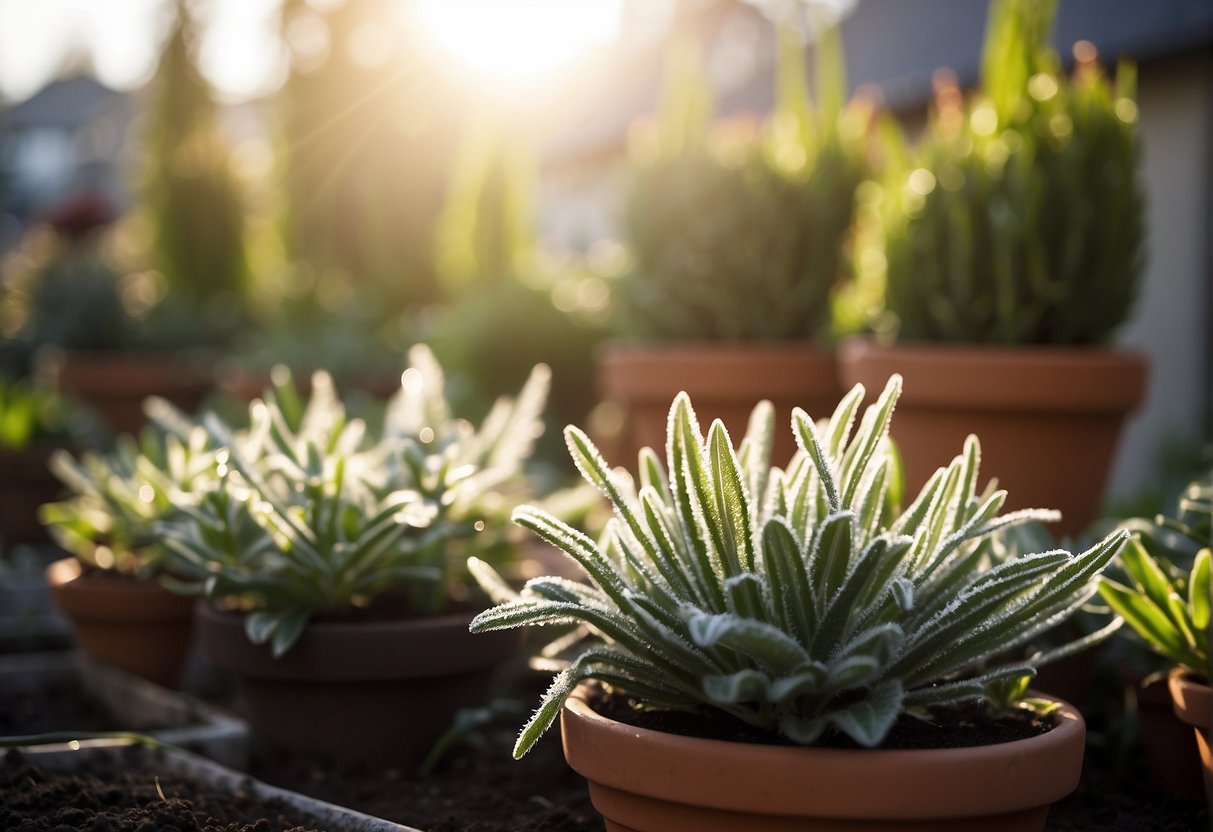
[414,0,622,81]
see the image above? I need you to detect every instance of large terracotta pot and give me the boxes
[46,558,195,687]
[37,349,215,436]
[1169,668,1213,811]
[197,603,521,766]
[837,340,1147,536]
[0,446,65,544]
[598,342,841,470]
[561,686,1085,832]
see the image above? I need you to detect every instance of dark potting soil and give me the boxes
[256,722,598,832]
[592,685,1051,749]
[0,749,329,832]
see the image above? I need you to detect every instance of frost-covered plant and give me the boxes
[471,376,1127,756]
[159,345,548,656]
[1100,472,1211,674]
[39,419,221,577]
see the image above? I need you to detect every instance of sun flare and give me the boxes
[415,0,622,81]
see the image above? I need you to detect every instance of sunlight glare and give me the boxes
[415,0,622,81]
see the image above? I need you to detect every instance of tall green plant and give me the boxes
[619,24,868,342]
[869,0,1143,344]
[277,0,459,314]
[143,1,248,328]
[471,377,1127,756]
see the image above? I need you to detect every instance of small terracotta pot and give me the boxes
[837,340,1147,535]
[598,342,841,470]
[1126,668,1205,800]
[561,685,1084,832]
[37,349,216,436]
[0,446,65,544]
[197,603,522,766]
[46,558,195,687]
[1168,668,1213,811]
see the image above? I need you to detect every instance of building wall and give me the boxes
[1109,49,1213,502]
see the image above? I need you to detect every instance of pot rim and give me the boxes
[836,337,1148,413]
[46,558,195,620]
[561,683,1085,819]
[196,600,520,681]
[598,341,840,403]
[1168,666,1212,731]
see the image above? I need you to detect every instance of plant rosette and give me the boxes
[470,372,1127,831]
[39,413,224,686]
[163,346,549,765]
[1100,474,1211,804]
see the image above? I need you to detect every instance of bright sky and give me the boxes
[0,0,623,105]
[415,0,622,81]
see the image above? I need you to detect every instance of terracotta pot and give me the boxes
[1169,668,1213,810]
[1123,667,1205,800]
[561,686,1085,832]
[0,446,65,544]
[37,349,216,436]
[197,602,522,766]
[46,558,195,687]
[837,340,1147,535]
[598,342,841,470]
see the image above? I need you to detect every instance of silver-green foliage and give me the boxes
[158,345,549,656]
[471,376,1127,756]
[40,422,221,576]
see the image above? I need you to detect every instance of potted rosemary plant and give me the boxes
[160,346,549,766]
[1100,472,1211,805]
[39,415,222,686]
[839,0,1146,535]
[601,15,868,468]
[470,376,1127,831]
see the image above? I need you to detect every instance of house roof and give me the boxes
[544,0,1213,168]
[0,75,128,131]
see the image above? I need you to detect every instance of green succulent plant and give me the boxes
[866,0,1143,344]
[470,376,1128,757]
[618,25,868,342]
[158,345,549,656]
[39,417,222,576]
[1099,472,1211,674]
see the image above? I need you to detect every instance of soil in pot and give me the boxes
[1,748,328,832]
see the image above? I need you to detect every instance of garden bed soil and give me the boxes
[0,652,249,768]
[262,681,1207,832]
[6,743,410,832]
